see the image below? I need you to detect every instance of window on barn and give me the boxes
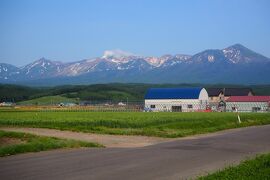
[188,104,193,108]
[252,107,261,112]
[150,105,155,109]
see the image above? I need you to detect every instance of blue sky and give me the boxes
[1,0,270,66]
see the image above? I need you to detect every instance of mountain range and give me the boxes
[0,44,270,85]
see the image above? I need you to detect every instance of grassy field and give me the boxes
[17,95,77,105]
[0,130,102,157]
[0,111,269,137]
[198,153,270,179]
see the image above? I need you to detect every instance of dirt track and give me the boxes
[0,127,169,148]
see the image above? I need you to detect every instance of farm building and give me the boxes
[226,96,270,112]
[207,88,254,111]
[144,87,209,112]
[207,88,254,103]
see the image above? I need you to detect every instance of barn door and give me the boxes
[172,106,182,112]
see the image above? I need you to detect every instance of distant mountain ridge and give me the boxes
[1,44,270,85]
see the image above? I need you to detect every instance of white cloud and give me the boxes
[102,49,134,58]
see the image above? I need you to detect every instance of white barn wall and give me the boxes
[144,88,209,112]
[145,99,203,112]
[226,102,269,112]
[199,88,209,101]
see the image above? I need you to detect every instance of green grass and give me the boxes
[0,130,103,157]
[198,153,270,180]
[0,111,269,138]
[17,95,77,105]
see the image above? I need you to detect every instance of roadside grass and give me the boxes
[0,130,103,157]
[198,153,270,180]
[0,111,269,138]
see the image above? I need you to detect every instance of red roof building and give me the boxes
[227,96,270,102]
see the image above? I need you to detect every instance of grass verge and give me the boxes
[0,111,270,138]
[0,130,103,157]
[198,153,270,180]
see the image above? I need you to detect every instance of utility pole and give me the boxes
[223,87,226,112]
[223,88,226,101]
[127,97,129,110]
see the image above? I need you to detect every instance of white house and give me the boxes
[226,96,270,112]
[144,87,209,112]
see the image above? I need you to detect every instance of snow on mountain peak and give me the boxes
[1,44,269,84]
[102,49,135,59]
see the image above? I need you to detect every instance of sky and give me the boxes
[0,0,270,66]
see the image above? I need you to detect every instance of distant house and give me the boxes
[226,96,270,112]
[118,102,126,106]
[144,87,209,112]
[59,102,77,107]
[0,102,14,107]
[79,101,92,106]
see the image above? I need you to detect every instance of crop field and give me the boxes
[0,110,269,138]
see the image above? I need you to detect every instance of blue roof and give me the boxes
[144,87,203,99]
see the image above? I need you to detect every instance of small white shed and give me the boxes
[144,87,209,112]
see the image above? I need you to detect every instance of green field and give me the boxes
[17,95,77,105]
[198,153,270,180]
[0,111,269,137]
[0,130,102,157]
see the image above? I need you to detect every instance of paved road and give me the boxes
[1,125,270,180]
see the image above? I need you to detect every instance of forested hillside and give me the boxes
[0,83,269,102]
